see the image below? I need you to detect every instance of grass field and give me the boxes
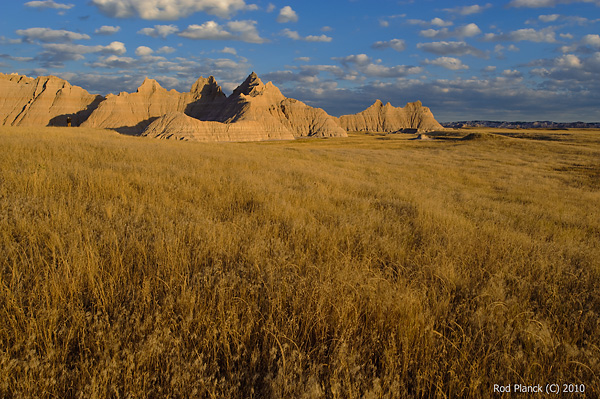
[0,126,599,398]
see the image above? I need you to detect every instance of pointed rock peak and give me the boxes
[372,99,384,107]
[406,100,423,108]
[137,77,164,94]
[232,72,264,97]
[190,75,225,99]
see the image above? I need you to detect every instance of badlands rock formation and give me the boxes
[82,76,226,134]
[0,73,103,127]
[142,73,346,141]
[142,112,295,142]
[198,72,346,138]
[338,99,444,133]
[0,71,444,141]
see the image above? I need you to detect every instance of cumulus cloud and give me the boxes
[539,14,560,22]
[157,46,176,54]
[582,34,600,46]
[95,25,121,35]
[408,18,453,27]
[372,39,406,52]
[135,46,154,56]
[417,41,487,58]
[24,0,74,10]
[220,47,237,55]
[179,20,265,43]
[420,23,482,39]
[17,27,90,43]
[423,57,469,70]
[335,53,422,77]
[443,3,492,15]
[483,27,557,43]
[281,29,332,42]
[277,6,298,23]
[137,25,179,38]
[90,0,253,20]
[89,55,137,69]
[36,41,126,67]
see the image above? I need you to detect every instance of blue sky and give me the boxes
[1,0,600,121]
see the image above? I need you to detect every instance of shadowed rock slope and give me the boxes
[143,73,346,141]
[0,73,103,127]
[0,72,444,141]
[338,99,444,133]
[81,76,226,134]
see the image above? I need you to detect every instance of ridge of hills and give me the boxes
[0,72,444,141]
[443,121,600,129]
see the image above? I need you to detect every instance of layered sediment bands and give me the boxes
[0,73,103,127]
[0,72,445,141]
[338,99,444,133]
[81,76,226,134]
[142,112,295,142]
[203,72,347,139]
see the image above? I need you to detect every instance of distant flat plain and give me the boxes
[1,126,598,398]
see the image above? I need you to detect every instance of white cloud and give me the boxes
[483,28,557,43]
[582,34,600,47]
[220,46,237,55]
[557,54,583,68]
[408,18,453,27]
[42,41,126,55]
[137,25,179,38]
[539,14,560,22]
[295,57,310,62]
[336,54,422,77]
[509,0,600,7]
[420,23,482,39]
[281,29,300,40]
[443,3,492,15]
[37,41,127,67]
[501,69,523,78]
[89,55,137,69]
[179,20,265,43]
[226,20,265,43]
[179,21,233,40]
[135,46,154,56]
[17,28,90,43]
[95,25,121,35]
[157,46,176,54]
[266,3,276,12]
[281,29,332,42]
[277,6,298,23]
[417,41,487,58]
[483,65,497,72]
[372,39,406,52]
[90,0,252,20]
[24,0,74,10]
[423,57,469,70]
[305,35,332,42]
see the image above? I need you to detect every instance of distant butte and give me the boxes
[0,72,444,141]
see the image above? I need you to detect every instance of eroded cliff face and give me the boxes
[81,76,226,134]
[0,73,103,127]
[201,72,347,139]
[338,99,444,133]
[142,112,296,142]
[0,72,443,141]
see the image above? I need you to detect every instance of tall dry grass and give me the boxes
[0,126,599,398]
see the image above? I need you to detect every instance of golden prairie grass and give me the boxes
[0,126,599,398]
